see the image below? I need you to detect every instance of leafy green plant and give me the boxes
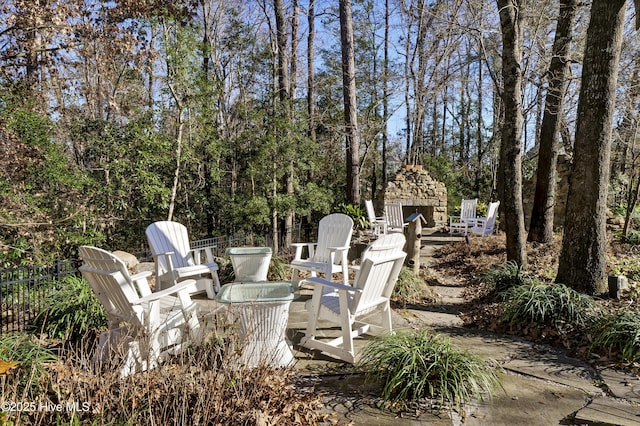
[335,203,368,229]
[483,260,532,294]
[500,282,598,328]
[0,332,57,398]
[30,275,107,343]
[358,330,501,408]
[590,311,640,362]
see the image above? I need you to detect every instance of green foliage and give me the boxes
[483,261,533,294]
[623,229,640,246]
[393,267,426,304]
[590,311,640,362]
[335,203,367,229]
[30,275,107,343]
[0,333,58,397]
[609,257,640,283]
[358,330,501,407]
[500,282,598,328]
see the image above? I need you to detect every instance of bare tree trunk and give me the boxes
[556,0,626,295]
[528,0,577,243]
[382,0,390,189]
[307,0,316,143]
[168,111,185,222]
[339,0,361,204]
[411,0,428,165]
[497,0,527,267]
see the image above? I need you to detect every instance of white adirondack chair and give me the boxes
[146,221,220,299]
[449,198,478,235]
[78,246,202,377]
[469,201,500,237]
[365,200,386,235]
[350,232,406,273]
[290,213,353,287]
[299,238,407,364]
[384,203,407,233]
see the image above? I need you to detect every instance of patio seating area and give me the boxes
[79,216,408,373]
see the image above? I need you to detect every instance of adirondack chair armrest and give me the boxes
[131,271,153,280]
[190,246,216,264]
[137,280,195,301]
[291,242,317,260]
[302,276,361,293]
[151,251,176,277]
[130,271,153,297]
[327,246,349,265]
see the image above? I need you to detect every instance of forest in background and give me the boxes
[0,0,638,272]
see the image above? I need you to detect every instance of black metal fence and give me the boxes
[0,235,247,335]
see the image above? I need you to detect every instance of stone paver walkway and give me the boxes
[198,229,640,425]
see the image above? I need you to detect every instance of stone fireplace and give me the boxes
[382,165,447,228]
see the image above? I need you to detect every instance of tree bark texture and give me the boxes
[339,0,361,204]
[556,0,626,295]
[497,0,527,266]
[528,0,578,243]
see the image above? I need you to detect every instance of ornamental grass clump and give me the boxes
[393,267,429,305]
[590,311,640,363]
[482,260,533,294]
[358,330,501,409]
[500,282,598,329]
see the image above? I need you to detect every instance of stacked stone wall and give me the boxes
[383,165,448,228]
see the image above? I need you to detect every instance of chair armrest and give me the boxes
[302,277,361,293]
[151,251,177,279]
[191,246,216,264]
[130,271,153,297]
[327,246,350,267]
[291,242,317,260]
[137,279,197,303]
[131,271,153,280]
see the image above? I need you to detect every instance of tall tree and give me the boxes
[496,0,527,266]
[556,0,627,295]
[527,0,578,243]
[339,0,361,204]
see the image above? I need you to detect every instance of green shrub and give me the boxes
[358,330,501,408]
[501,282,598,328]
[483,261,532,294]
[30,275,107,343]
[591,311,640,362]
[335,202,368,229]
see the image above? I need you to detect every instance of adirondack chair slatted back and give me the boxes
[384,203,406,232]
[312,214,353,264]
[146,221,195,275]
[351,252,405,314]
[460,199,478,221]
[365,200,377,224]
[79,246,145,327]
[484,201,500,230]
[359,233,406,262]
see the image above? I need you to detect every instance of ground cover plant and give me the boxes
[358,330,501,410]
[392,267,438,306]
[30,275,107,344]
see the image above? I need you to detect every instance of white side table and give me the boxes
[217,281,294,368]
